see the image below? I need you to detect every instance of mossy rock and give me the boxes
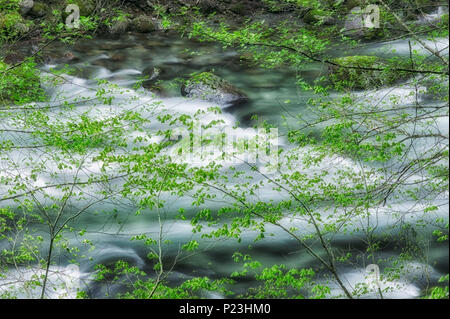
[230,3,246,15]
[13,20,29,33]
[79,0,96,16]
[19,0,34,15]
[3,52,26,65]
[108,18,130,34]
[181,72,248,106]
[132,15,155,33]
[362,27,386,40]
[345,0,365,10]
[303,9,335,25]
[0,12,30,39]
[29,1,50,17]
[64,0,95,17]
[329,55,407,90]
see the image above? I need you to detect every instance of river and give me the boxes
[0,29,448,299]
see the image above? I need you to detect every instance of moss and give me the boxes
[182,71,248,105]
[109,18,130,34]
[187,72,221,88]
[65,0,95,17]
[132,15,155,33]
[335,55,380,65]
[77,0,96,17]
[0,11,21,28]
[303,9,333,25]
[345,0,364,10]
[329,55,408,90]
[29,1,49,17]
[0,0,20,12]
[230,3,246,15]
[0,11,30,40]
[362,27,386,40]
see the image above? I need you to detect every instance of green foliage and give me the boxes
[0,0,448,300]
[0,0,19,12]
[94,254,330,299]
[121,277,233,299]
[0,59,45,105]
[0,11,30,42]
[425,275,449,299]
[230,254,328,298]
[185,71,228,91]
[95,260,233,299]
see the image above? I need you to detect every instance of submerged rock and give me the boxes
[142,82,167,97]
[3,52,26,65]
[142,65,162,81]
[181,72,248,106]
[110,53,127,62]
[41,50,79,65]
[142,63,189,82]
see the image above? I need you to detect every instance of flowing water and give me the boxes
[0,30,448,298]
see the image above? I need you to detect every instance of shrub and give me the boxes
[0,11,30,41]
[0,59,45,105]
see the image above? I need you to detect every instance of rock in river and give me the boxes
[181,72,248,106]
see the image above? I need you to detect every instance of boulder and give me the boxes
[108,18,131,35]
[303,9,336,25]
[0,12,30,38]
[3,52,26,65]
[19,0,34,15]
[345,0,365,10]
[29,2,49,17]
[181,72,248,106]
[78,0,96,16]
[13,19,30,34]
[132,15,155,33]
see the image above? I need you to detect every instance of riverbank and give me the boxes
[1,0,448,65]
